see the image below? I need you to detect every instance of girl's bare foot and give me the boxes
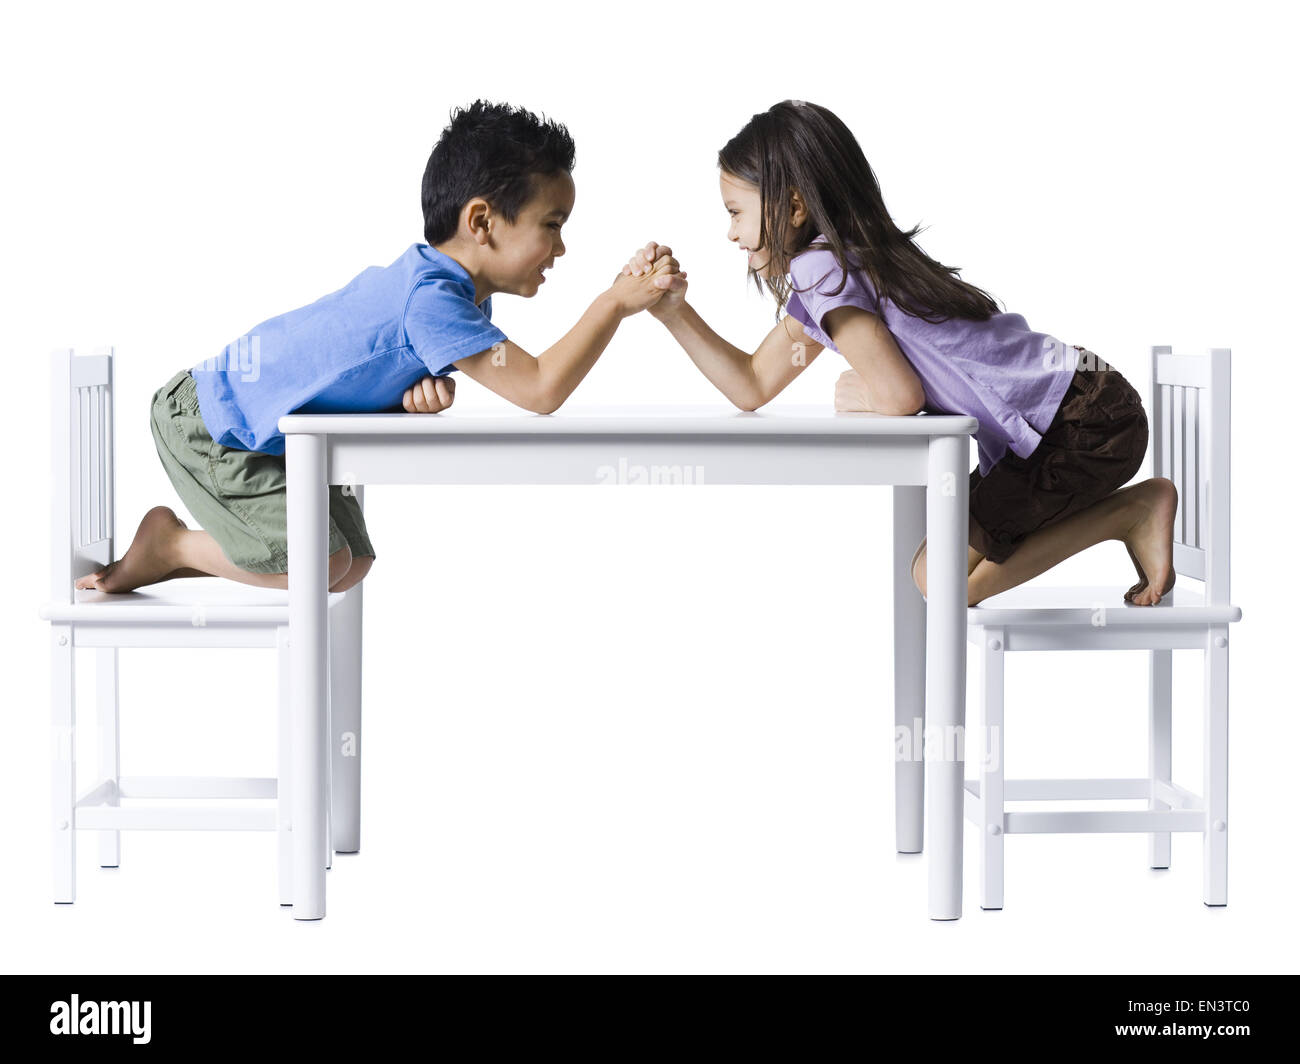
[1120,478,1179,605]
[75,506,188,593]
[1123,541,1149,603]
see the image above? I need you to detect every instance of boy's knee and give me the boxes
[327,547,353,587]
[330,554,372,593]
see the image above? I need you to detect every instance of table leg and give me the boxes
[287,433,329,920]
[893,486,926,854]
[925,435,969,920]
[331,489,364,854]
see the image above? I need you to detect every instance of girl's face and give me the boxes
[720,170,772,278]
[720,170,806,280]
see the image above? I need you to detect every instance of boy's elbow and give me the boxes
[528,378,563,415]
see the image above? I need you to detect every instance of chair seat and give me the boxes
[40,578,346,625]
[968,583,1241,628]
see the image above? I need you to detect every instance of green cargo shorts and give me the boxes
[149,369,375,575]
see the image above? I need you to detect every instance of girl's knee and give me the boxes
[911,545,927,596]
[910,538,927,589]
[911,544,985,598]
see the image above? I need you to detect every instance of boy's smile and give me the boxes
[436,171,574,304]
[495,170,574,297]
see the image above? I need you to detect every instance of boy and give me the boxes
[78,100,684,594]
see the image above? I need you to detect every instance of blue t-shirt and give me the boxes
[785,238,1075,477]
[191,243,507,454]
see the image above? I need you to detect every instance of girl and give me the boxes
[623,100,1177,607]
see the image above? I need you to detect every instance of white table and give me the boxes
[278,404,978,921]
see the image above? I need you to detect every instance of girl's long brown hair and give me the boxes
[718,100,1003,324]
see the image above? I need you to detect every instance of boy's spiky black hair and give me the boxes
[422,100,576,245]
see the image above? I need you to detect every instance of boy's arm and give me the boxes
[401,375,455,413]
[452,260,685,414]
[654,301,824,411]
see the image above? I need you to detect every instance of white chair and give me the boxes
[39,347,364,909]
[965,346,1241,910]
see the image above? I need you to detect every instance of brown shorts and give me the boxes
[968,346,1149,564]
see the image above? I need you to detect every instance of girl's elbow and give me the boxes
[907,380,927,414]
[886,386,926,416]
[733,371,776,413]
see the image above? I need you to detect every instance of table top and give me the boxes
[279,403,979,438]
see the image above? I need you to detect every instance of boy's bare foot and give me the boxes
[1120,478,1178,605]
[75,506,189,593]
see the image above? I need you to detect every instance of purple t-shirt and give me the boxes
[786,242,1076,476]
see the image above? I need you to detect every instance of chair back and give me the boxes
[50,347,115,603]
[1150,345,1231,604]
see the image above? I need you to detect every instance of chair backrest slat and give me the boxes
[50,348,115,603]
[1171,384,1184,544]
[1185,386,1199,548]
[1149,345,1231,604]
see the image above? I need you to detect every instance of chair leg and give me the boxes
[1148,649,1172,869]
[97,647,121,868]
[51,625,76,903]
[978,627,1005,910]
[277,626,292,907]
[1203,625,1229,906]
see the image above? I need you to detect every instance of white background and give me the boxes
[2,0,1296,973]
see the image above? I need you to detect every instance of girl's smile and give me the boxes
[720,168,808,281]
[721,170,772,277]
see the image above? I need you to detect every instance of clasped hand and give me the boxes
[613,241,688,317]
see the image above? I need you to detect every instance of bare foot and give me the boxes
[1123,540,1149,603]
[75,506,189,593]
[1120,478,1178,605]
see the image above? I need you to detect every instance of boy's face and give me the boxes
[488,171,574,297]
[721,171,771,279]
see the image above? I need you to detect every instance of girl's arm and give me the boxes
[820,306,926,415]
[625,243,920,415]
[654,300,824,411]
[622,242,812,410]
